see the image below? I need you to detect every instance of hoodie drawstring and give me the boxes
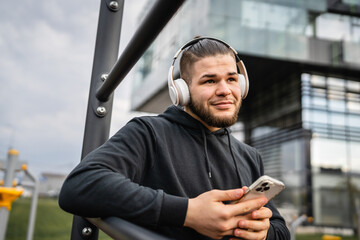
[202,128,242,187]
[202,128,212,179]
[225,128,242,186]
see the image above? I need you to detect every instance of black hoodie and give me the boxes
[59,106,290,239]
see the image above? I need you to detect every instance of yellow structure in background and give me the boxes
[322,235,342,240]
[0,148,39,240]
[0,149,23,210]
[0,187,23,210]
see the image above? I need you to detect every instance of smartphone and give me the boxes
[232,175,285,204]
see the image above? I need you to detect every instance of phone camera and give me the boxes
[256,182,270,192]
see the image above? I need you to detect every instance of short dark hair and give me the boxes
[179,38,235,84]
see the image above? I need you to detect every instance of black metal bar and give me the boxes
[70,1,124,240]
[88,217,170,240]
[96,0,186,102]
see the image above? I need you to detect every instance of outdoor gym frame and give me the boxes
[70,0,185,240]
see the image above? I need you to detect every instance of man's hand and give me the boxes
[230,206,272,240]
[184,188,269,239]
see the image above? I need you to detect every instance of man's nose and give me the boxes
[216,81,231,96]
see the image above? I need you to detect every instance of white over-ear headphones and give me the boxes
[168,37,249,106]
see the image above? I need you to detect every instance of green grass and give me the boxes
[5,197,111,240]
[296,234,357,240]
[4,197,359,240]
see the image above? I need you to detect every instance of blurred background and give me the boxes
[1,0,360,239]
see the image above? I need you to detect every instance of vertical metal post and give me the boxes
[0,149,19,240]
[304,130,313,218]
[290,214,307,240]
[24,169,39,240]
[70,1,124,240]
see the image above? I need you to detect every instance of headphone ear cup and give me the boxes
[174,78,190,106]
[238,74,249,99]
[169,84,179,105]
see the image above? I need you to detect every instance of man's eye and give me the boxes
[205,79,215,84]
[228,78,236,82]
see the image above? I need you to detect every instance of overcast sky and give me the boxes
[0,1,149,177]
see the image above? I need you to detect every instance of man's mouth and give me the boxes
[212,100,234,109]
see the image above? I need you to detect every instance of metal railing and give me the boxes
[87,217,170,240]
[70,0,185,239]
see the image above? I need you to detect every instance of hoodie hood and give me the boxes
[159,105,230,136]
[160,105,204,131]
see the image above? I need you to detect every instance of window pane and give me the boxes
[350,142,360,172]
[348,114,360,128]
[302,109,311,128]
[346,92,360,101]
[313,87,326,96]
[312,110,328,124]
[328,77,345,90]
[330,112,346,126]
[302,95,311,108]
[347,80,360,92]
[329,100,346,111]
[347,101,360,113]
[281,139,304,173]
[311,75,326,87]
[311,138,347,169]
[313,96,327,107]
[301,73,311,83]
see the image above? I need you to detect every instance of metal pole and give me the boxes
[0,149,19,240]
[96,0,186,102]
[88,217,170,240]
[23,169,39,240]
[70,1,124,240]
[290,215,307,240]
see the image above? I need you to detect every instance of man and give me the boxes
[59,37,290,239]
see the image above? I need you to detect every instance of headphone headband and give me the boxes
[168,37,249,106]
[172,37,240,63]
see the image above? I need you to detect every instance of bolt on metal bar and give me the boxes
[96,0,186,102]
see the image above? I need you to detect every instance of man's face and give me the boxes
[184,54,242,131]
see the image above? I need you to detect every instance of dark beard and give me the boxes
[188,98,241,128]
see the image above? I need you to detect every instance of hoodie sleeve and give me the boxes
[265,201,291,240]
[256,152,291,240]
[58,117,188,228]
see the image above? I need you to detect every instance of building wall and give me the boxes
[39,172,67,197]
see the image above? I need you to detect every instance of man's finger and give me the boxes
[212,188,246,202]
[233,227,268,240]
[252,206,273,219]
[238,218,270,232]
[231,197,268,216]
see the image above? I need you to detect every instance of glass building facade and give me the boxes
[132,0,360,229]
[303,73,360,226]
